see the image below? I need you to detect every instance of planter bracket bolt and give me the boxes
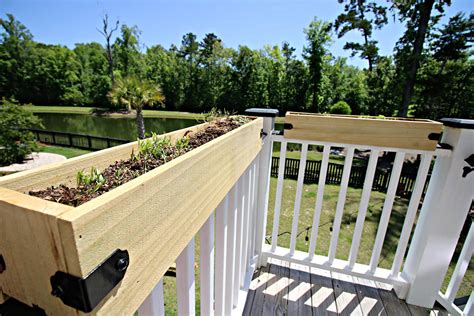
[50,249,129,313]
[0,254,5,273]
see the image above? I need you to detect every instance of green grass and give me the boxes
[38,144,91,158]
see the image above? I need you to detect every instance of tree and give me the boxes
[73,43,110,106]
[0,99,42,165]
[97,14,119,85]
[23,43,81,106]
[108,77,164,139]
[114,25,143,77]
[366,57,397,116]
[0,14,33,101]
[303,19,332,112]
[431,12,473,70]
[413,13,473,119]
[393,0,451,117]
[179,33,200,110]
[329,100,352,114]
[198,33,229,111]
[334,0,387,71]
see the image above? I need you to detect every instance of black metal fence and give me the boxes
[30,129,129,151]
[271,157,430,197]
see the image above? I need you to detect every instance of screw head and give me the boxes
[116,257,129,272]
[51,286,63,297]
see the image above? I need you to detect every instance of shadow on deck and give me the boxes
[243,258,447,315]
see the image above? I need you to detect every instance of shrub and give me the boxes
[0,99,43,166]
[329,101,352,115]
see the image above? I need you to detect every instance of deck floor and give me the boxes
[243,258,447,316]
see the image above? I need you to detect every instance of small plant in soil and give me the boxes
[29,117,251,206]
[76,167,106,193]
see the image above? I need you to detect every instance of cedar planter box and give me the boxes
[0,118,262,315]
[284,112,443,151]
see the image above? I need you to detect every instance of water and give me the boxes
[36,113,200,141]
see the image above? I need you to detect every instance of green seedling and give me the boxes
[76,167,107,192]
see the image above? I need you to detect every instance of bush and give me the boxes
[329,101,352,115]
[0,99,43,166]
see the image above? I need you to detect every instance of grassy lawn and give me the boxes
[38,144,91,158]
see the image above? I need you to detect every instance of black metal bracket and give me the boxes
[283,123,293,130]
[462,154,474,178]
[428,133,441,141]
[50,249,129,313]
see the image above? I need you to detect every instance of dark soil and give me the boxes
[29,118,249,207]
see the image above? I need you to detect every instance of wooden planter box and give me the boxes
[284,112,443,151]
[0,118,263,315]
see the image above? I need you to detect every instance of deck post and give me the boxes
[245,108,278,267]
[402,119,474,308]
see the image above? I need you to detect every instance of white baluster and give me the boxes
[215,196,229,315]
[224,184,237,314]
[271,141,287,252]
[390,154,432,277]
[176,238,195,316]
[200,212,215,316]
[233,177,244,306]
[348,149,379,268]
[289,143,309,255]
[369,151,405,273]
[240,168,251,287]
[308,145,330,260]
[328,147,355,264]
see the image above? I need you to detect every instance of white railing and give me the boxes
[136,112,473,315]
[257,114,473,312]
[263,133,435,294]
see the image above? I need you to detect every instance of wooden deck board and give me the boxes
[375,281,411,315]
[352,276,387,316]
[246,260,445,316]
[286,263,313,316]
[331,272,363,316]
[244,264,271,315]
[308,267,337,316]
[262,259,290,315]
[242,268,261,315]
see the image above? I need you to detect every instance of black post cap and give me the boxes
[245,108,279,117]
[440,118,474,129]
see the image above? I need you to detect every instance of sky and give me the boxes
[1,0,472,68]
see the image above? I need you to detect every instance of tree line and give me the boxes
[0,0,472,119]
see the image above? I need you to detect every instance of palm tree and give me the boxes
[108,76,164,139]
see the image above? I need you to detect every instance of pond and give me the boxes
[36,113,200,141]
